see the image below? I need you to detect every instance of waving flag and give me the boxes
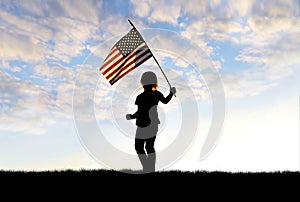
[100,28,152,85]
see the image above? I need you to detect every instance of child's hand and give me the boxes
[126,114,132,120]
[170,87,176,94]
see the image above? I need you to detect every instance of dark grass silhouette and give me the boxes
[1,169,299,177]
[1,169,299,195]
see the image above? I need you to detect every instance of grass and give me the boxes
[0,169,299,193]
[0,169,299,177]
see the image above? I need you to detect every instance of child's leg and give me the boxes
[145,136,156,172]
[135,138,145,154]
[145,136,156,154]
[135,138,147,171]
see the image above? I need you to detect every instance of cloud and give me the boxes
[1,0,299,135]
[8,0,101,24]
[222,33,300,98]
[148,1,181,25]
[46,17,99,63]
[221,71,278,98]
[252,0,299,18]
[179,0,243,21]
[52,81,76,119]
[229,0,255,16]
[30,62,80,119]
[228,1,300,46]
[0,9,51,62]
[179,0,208,18]
[182,20,248,46]
[248,16,300,35]
[0,1,103,63]
[34,63,98,120]
[148,32,218,71]
[0,71,55,134]
[130,0,181,26]
[72,64,114,122]
[0,9,53,40]
[100,15,132,39]
[180,0,300,98]
[0,31,45,62]
[0,61,85,134]
[226,47,298,98]
[179,0,299,19]
[57,0,101,24]
[235,47,265,63]
[130,0,150,18]
[233,13,300,93]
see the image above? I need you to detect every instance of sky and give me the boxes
[0,0,299,172]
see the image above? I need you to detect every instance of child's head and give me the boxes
[140,71,158,91]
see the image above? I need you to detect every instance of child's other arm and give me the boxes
[126,111,138,120]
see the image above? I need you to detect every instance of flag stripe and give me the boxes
[102,43,147,76]
[100,47,118,71]
[112,52,152,83]
[109,50,152,84]
[99,28,153,85]
[100,51,122,73]
[101,53,124,75]
[113,51,152,82]
[110,53,152,85]
[103,53,133,79]
[106,47,151,81]
[104,43,148,79]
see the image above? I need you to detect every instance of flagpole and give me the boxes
[128,19,176,97]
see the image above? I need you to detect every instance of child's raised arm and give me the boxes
[160,87,176,104]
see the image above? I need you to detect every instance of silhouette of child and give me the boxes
[126,71,176,172]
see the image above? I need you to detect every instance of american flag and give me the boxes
[99,28,152,85]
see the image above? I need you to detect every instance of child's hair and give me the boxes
[140,71,158,91]
[151,83,158,91]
